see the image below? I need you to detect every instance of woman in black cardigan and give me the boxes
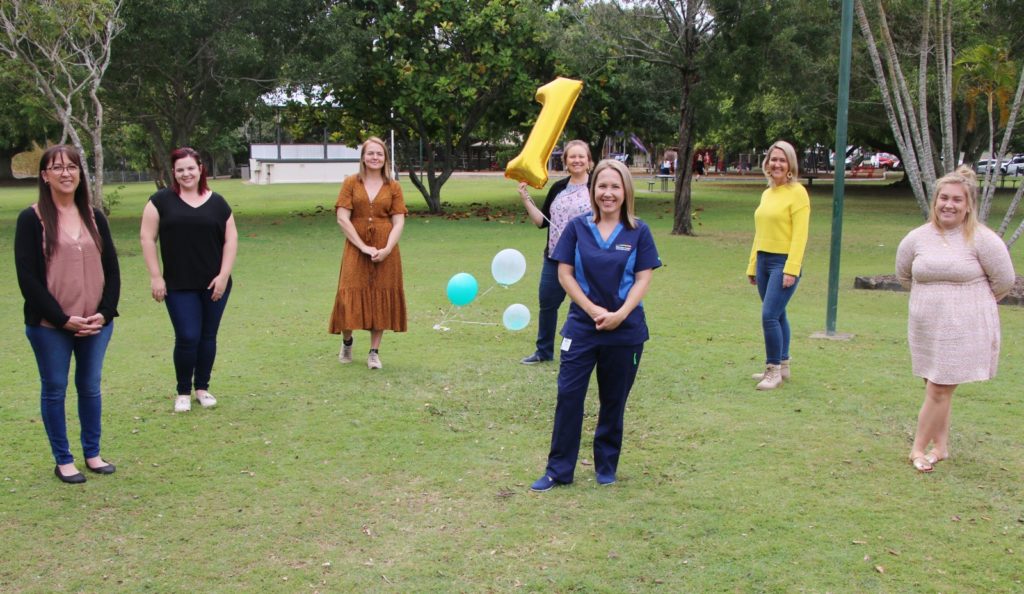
[14,145,120,484]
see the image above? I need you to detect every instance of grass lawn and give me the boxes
[1,175,1022,592]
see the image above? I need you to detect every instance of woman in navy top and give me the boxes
[140,147,238,413]
[531,159,661,492]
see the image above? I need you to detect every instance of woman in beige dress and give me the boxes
[895,166,1015,472]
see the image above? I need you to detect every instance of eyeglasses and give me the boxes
[47,164,80,174]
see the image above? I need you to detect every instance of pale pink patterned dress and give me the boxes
[895,223,1015,384]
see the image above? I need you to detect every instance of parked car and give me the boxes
[874,152,900,169]
[1003,155,1024,176]
[975,159,1001,174]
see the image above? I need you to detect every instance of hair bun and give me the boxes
[954,164,977,183]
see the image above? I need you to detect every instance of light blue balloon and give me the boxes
[502,303,531,331]
[446,272,478,306]
[491,248,527,286]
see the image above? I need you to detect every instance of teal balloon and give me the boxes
[491,248,527,286]
[446,272,478,306]
[502,303,531,331]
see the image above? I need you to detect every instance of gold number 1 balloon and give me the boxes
[505,77,584,189]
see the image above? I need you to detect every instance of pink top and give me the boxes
[35,206,105,328]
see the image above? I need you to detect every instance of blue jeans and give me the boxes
[533,257,567,360]
[25,323,113,465]
[755,252,800,365]
[164,283,231,395]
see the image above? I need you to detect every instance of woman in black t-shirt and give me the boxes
[140,147,238,413]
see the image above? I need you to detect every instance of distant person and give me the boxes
[693,153,705,180]
[517,139,593,364]
[746,140,810,390]
[15,145,120,484]
[530,159,661,492]
[141,147,238,412]
[659,159,671,175]
[896,166,1015,472]
[329,137,408,369]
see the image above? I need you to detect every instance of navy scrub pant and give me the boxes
[543,340,644,483]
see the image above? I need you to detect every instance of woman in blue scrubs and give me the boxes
[531,159,661,491]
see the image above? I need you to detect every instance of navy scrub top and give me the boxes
[551,214,661,345]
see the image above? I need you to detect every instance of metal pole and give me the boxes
[825,0,854,336]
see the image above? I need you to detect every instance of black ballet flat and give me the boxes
[54,465,86,484]
[85,462,116,475]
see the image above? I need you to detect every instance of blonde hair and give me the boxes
[357,136,393,183]
[929,165,979,242]
[561,139,593,172]
[762,140,799,188]
[589,159,637,229]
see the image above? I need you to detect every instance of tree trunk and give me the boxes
[671,79,697,236]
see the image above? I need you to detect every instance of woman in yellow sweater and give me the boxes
[746,140,810,390]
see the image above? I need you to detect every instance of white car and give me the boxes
[1003,155,1024,176]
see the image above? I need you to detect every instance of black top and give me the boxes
[14,206,120,328]
[538,175,590,258]
[150,188,232,290]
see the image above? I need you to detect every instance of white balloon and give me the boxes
[502,303,531,331]
[491,248,527,286]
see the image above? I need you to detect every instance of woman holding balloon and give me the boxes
[531,159,661,492]
[517,139,593,364]
[329,137,408,369]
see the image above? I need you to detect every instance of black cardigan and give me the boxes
[14,206,120,328]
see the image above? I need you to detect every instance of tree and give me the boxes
[550,4,679,156]
[0,0,124,209]
[592,0,718,236]
[857,0,1024,248]
[323,0,555,213]
[105,0,325,186]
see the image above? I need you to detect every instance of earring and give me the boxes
[787,172,793,179]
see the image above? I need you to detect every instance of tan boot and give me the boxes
[755,364,783,390]
[752,359,790,381]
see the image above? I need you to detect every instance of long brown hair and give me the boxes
[36,145,101,261]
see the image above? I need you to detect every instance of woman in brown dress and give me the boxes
[895,166,1015,472]
[329,137,408,369]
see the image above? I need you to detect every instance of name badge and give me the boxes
[560,337,572,351]
[615,243,632,251]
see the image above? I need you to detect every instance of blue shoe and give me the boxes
[596,473,616,486]
[530,474,562,492]
[521,353,551,365]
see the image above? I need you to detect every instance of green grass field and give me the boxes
[1,175,1022,592]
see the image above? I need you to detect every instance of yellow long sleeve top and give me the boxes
[746,182,811,276]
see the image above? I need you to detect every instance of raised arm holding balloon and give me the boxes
[329,137,408,370]
[517,139,593,365]
[530,159,661,492]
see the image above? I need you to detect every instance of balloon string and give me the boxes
[525,197,552,226]
[448,320,499,326]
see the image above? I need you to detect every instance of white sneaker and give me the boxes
[367,351,382,369]
[339,341,353,364]
[195,391,217,408]
[174,395,191,412]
